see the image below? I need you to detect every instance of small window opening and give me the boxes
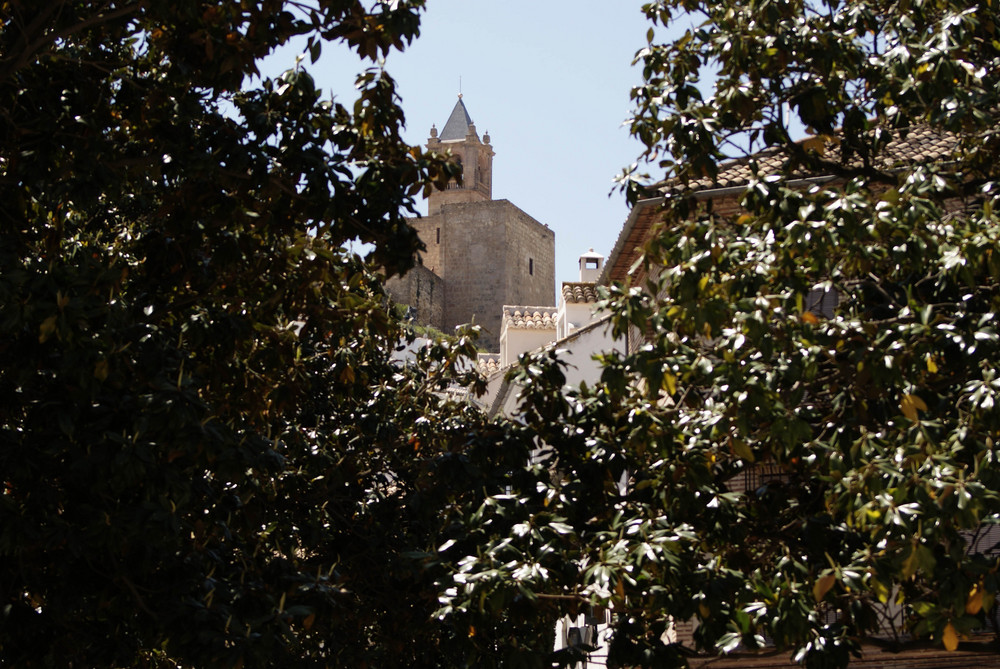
[529,258,534,275]
[585,259,599,269]
[436,227,440,244]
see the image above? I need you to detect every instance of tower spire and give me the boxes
[438,96,475,141]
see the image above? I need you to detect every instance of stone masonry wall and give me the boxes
[407,211,444,275]
[384,263,445,331]
[437,199,554,352]
[391,199,554,351]
[504,204,556,312]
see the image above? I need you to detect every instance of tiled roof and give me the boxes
[602,124,962,286]
[502,306,557,330]
[686,125,958,191]
[561,282,600,304]
[478,353,501,376]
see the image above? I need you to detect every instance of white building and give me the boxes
[478,249,625,420]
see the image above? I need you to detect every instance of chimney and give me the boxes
[578,248,604,283]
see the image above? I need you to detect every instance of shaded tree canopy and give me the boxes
[0,2,508,667]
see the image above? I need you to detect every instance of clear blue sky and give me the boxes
[264,2,691,296]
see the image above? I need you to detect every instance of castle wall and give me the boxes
[503,204,555,309]
[384,263,445,332]
[389,99,554,352]
[408,211,444,275]
[432,199,554,352]
[427,184,490,214]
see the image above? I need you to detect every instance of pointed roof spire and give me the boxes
[439,96,475,141]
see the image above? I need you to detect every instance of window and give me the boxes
[529,258,534,275]
[436,227,440,244]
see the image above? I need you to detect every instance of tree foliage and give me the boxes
[5,1,1000,668]
[428,0,1000,667]
[0,2,507,667]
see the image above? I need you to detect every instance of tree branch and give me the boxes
[0,1,142,85]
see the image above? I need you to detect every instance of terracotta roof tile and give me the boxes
[686,125,958,191]
[502,306,557,330]
[477,353,502,376]
[561,282,600,304]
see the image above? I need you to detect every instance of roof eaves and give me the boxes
[598,197,663,287]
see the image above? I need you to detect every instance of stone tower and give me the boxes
[386,96,555,352]
[426,96,494,214]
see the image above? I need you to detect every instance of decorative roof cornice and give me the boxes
[502,306,557,330]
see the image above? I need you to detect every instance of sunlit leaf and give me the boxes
[966,585,984,615]
[813,572,836,601]
[942,622,959,651]
[901,394,928,421]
